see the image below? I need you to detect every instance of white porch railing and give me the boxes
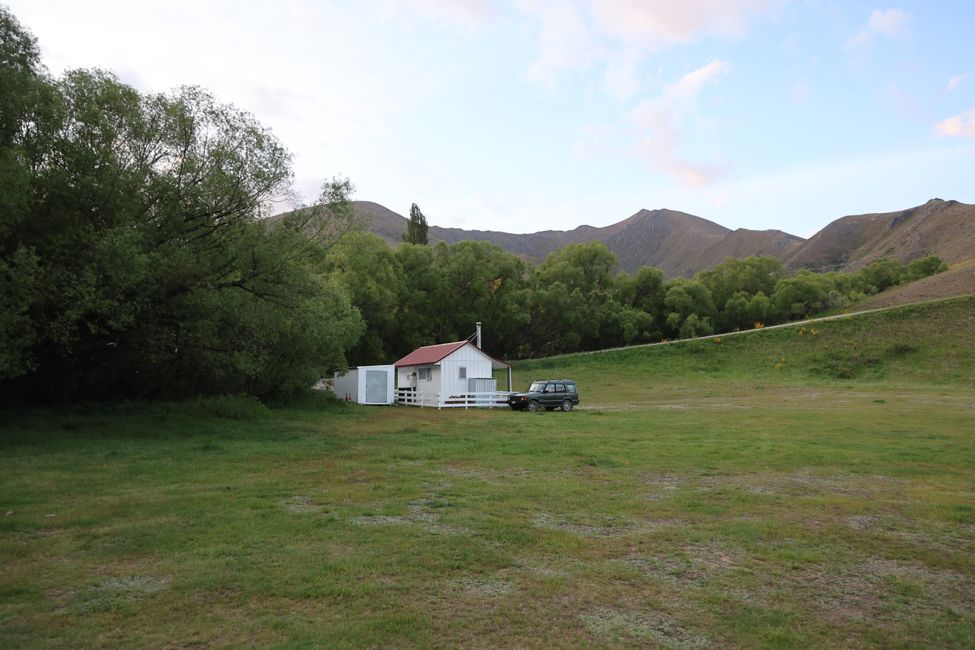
[396,388,512,409]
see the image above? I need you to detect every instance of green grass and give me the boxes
[2,297,974,648]
[514,295,975,403]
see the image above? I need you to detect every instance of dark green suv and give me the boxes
[507,380,580,412]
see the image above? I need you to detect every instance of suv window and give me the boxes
[524,380,578,395]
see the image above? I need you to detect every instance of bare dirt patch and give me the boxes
[98,575,172,595]
[639,473,684,501]
[437,465,531,483]
[618,543,739,589]
[352,500,469,536]
[580,607,709,648]
[281,495,323,514]
[532,513,634,538]
[846,514,882,531]
[451,576,515,598]
[796,557,971,622]
[532,513,683,538]
[49,574,173,615]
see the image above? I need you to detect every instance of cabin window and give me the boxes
[459,366,467,379]
[418,367,432,381]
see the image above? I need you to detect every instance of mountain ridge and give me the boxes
[781,199,975,273]
[277,198,975,278]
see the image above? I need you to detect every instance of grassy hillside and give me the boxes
[2,297,973,648]
[513,295,975,404]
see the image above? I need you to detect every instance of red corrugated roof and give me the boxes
[394,341,468,367]
[394,340,511,369]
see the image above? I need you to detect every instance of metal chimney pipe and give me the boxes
[475,322,482,348]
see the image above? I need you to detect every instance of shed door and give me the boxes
[365,370,388,404]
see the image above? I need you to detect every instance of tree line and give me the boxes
[0,8,947,404]
[331,234,946,364]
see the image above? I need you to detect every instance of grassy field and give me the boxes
[2,296,974,648]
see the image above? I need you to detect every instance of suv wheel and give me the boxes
[561,399,573,412]
[527,400,540,413]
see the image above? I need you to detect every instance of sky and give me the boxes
[8,0,975,237]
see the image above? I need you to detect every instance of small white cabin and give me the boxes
[331,364,395,405]
[394,341,511,408]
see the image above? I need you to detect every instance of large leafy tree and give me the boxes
[0,8,54,380]
[697,256,785,306]
[663,279,717,339]
[615,266,667,342]
[770,270,838,320]
[527,243,620,354]
[433,240,530,356]
[0,9,362,402]
[697,256,786,330]
[327,231,404,365]
[533,242,617,296]
[393,243,448,353]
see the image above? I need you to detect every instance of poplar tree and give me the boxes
[403,203,429,245]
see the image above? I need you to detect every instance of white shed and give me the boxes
[332,364,396,405]
[394,341,511,408]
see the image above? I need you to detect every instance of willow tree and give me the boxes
[0,8,363,402]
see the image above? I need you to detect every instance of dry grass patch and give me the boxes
[580,607,709,648]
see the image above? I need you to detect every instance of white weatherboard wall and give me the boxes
[438,345,494,398]
[397,365,441,401]
[332,365,395,405]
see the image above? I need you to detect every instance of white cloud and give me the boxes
[383,0,497,31]
[935,109,975,138]
[947,74,967,92]
[603,51,641,100]
[626,60,732,186]
[847,8,912,50]
[866,7,912,37]
[671,60,733,98]
[791,80,811,103]
[570,123,620,159]
[520,0,777,94]
[592,0,779,46]
[573,61,734,181]
[520,1,603,89]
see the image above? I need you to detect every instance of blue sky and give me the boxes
[9,0,975,237]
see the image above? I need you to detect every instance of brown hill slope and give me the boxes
[272,198,975,279]
[849,259,975,311]
[784,199,975,272]
[349,202,805,276]
[354,200,567,259]
[601,209,727,275]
